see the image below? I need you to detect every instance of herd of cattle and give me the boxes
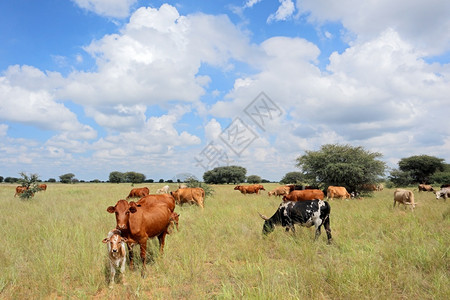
[10,181,449,286]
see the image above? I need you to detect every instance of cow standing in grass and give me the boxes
[393,189,416,211]
[259,200,332,244]
[103,229,127,288]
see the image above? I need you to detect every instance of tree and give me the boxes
[124,172,146,184]
[17,172,43,199]
[5,177,19,183]
[388,169,414,187]
[247,175,262,184]
[109,171,124,184]
[48,178,56,183]
[280,172,304,184]
[0,176,3,183]
[59,173,75,184]
[203,166,247,184]
[296,144,386,192]
[398,155,445,184]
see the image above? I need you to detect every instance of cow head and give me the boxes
[106,199,138,230]
[102,229,127,255]
[234,186,240,190]
[258,212,275,235]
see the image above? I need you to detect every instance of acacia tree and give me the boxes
[18,172,43,199]
[280,172,304,184]
[398,155,445,184]
[247,175,262,184]
[203,166,247,184]
[59,173,75,183]
[296,144,386,192]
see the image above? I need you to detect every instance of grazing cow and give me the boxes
[14,186,27,197]
[393,189,416,211]
[107,199,173,277]
[283,189,325,202]
[103,229,127,287]
[178,183,188,189]
[156,185,170,194]
[234,185,262,195]
[126,187,150,199]
[361,184,378,191]
[268,186,290,197]
[327,186,351,200]
[418,184,434,192]
[435,188,450,201]
[258,200,332,244]
[38,184,47,191]
[171,187,205,208]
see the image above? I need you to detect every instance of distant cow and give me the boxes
[14,186,27,197]
[107,199,173,276]
[103,229,127,287]
[268,186,290,197]
[38,184,47,191]
[171,187,205,208]
[361,184,378,191]
[283,189,324,202]
[435,188,450,201]
[393,189,416,211]
[418,184,434,192]
[327,186,351,200]
[156,185,170,194]
[234,185,261,195]
[178,183,188,189]
[259,200,332,244]
[126,187,150,199]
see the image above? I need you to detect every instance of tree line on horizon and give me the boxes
[3,144,449,190]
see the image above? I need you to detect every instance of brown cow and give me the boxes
[361,184,377,191]
[268,186,290,197]
[171,188,205,208]
[136,194,176,212]
[283,189,325,202]
[126,187,150,199]
[234,185,261,195]
[14,186,27,197]
[327,186,351,200]
[418,184,434,192]
[38,184,47,191]
[394,189,416,211]
[107,199,172,277]
[102,229,128,287]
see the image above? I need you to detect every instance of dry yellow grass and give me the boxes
[0,183,448,299]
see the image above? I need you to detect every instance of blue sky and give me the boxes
[1,0,449,182]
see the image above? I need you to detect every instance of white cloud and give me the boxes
[296,0,450,55]
[267,0,296,23]
[244,0,263,8]
[72,0,137,18]
[0,124,8,137]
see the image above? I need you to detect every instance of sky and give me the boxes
[1,0,449,182]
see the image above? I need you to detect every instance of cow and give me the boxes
[38,184,47,191]
[418,184,434,192]
[234,185,261,195]
[283,189,325,202]
[268,186,290,197]
[156,185,170,194]
[440,184,450,189]
[168,212,180,234]
[136,194,176,212]
[102,229,127,287]
[393,189,416,211]
[106,199,173,277]
[327,186,351,200]
[178,183,188,189]
[171,187,205,208]
[435,188,450,201]
[361,184,378,191]
[126,187,150,199]
[14,186,27,197]
[258,200,332,244]
[377,183,384,191]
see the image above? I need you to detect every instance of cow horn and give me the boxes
[258,212,269,220]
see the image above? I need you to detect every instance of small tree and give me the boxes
[203,166,247,184]
[0,176,3,183]
[398,155,445,184]
[296,144,386,192]
[59,173,75,184]
[247,175,262,184]
[388,169,414,187]
[280,172,304,184]
[124,172,146,184]
[109,171,124,184]
[17,172,42,200]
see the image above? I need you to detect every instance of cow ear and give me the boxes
[106,206,115,213]
[129,206,137,213]
[102,238,109,243]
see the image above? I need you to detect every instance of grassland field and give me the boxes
[0,182,448,299]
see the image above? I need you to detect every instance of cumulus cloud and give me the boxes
[296,0,450,55]
[72,0,137,18]
[267,0,296,23]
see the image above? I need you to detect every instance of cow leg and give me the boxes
[158,231,168,255]
[323,216,332,244]
[109,261,116,288]
[127,243,134,271]
[139,240,147,278]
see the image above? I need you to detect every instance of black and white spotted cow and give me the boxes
[259,200,332,244]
